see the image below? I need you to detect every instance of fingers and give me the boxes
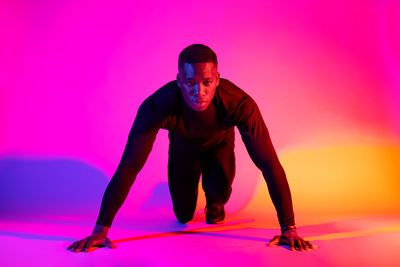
[294,239,317,251]
[67,242,76,251]
[305,240,317,250]
[68,239,86,252]
[295,239,304,251]
[67,236,117,253]
[83,238,95,252]
[290,239,295,251]
[68,241,78,250]
[267,235,280,247]
[104,238,117,249]
[281,235,316,251]
[268,236,306,252]
[76,237,90,252]
[66,237,95,253]
[290,237,318,251]
[288,237,307,251]
[297,239,316,251]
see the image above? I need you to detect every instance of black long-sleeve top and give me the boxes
[95,78,295,227]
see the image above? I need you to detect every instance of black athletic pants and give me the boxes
[168,130,235,223]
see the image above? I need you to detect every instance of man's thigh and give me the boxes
[167,140,202,221]
[168,147,201,196]
[199,131,236,205]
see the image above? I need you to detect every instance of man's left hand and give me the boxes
[267,228,316,251]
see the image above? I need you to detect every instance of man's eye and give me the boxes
[204,81,211,86]
[186,82,194,87]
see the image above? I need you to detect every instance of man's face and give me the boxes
[177,62,220,112]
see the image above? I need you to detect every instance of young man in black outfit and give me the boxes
[67,44,315,252]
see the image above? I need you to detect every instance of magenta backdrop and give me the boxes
[1,0,399,220]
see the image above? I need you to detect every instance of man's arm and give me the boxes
[235,97,315,251]
[235,97,295,227]
[67,99,161,252]
[95,130,158,227]
[94,82,180,227]
[95,96,163,227]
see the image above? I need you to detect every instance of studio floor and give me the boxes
[1,211,400,267]
[2,143,400,266]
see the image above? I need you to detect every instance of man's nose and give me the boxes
[193,83,205,96]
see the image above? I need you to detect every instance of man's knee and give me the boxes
[173,204,195,223]
[176,213,194,224]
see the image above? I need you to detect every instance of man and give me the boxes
[67,44,315,252]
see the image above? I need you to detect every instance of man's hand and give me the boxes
[66,224,116,252]
[267,228,316,251]
[66,235,116,252]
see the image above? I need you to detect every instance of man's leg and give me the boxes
[168,141,202,223]
[199,131,235,209]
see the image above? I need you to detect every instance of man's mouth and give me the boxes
[193,99,206,104]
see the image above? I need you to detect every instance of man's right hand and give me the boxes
[66,224,117,252]
[66,235,116,252]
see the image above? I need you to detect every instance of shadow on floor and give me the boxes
[0,157,109,219]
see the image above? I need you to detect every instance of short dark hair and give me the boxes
[178,44,218,71]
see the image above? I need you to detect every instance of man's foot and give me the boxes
[205,204,225,224]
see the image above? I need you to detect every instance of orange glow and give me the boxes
[243,143,400,226]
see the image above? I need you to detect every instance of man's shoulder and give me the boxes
[217,79,261,128]
[133,81,180,132]
[219,78,242,91]
[217,78,254,106]
[142,80,180,110]
[148,80,179,101]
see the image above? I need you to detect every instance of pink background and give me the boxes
[1,0,400,221]
[1,1,400,266]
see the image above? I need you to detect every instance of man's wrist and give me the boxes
[92,224,110,237]
[281,225,296,232]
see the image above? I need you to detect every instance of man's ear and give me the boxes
[216,72,220,87]
[176,73,181,88]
